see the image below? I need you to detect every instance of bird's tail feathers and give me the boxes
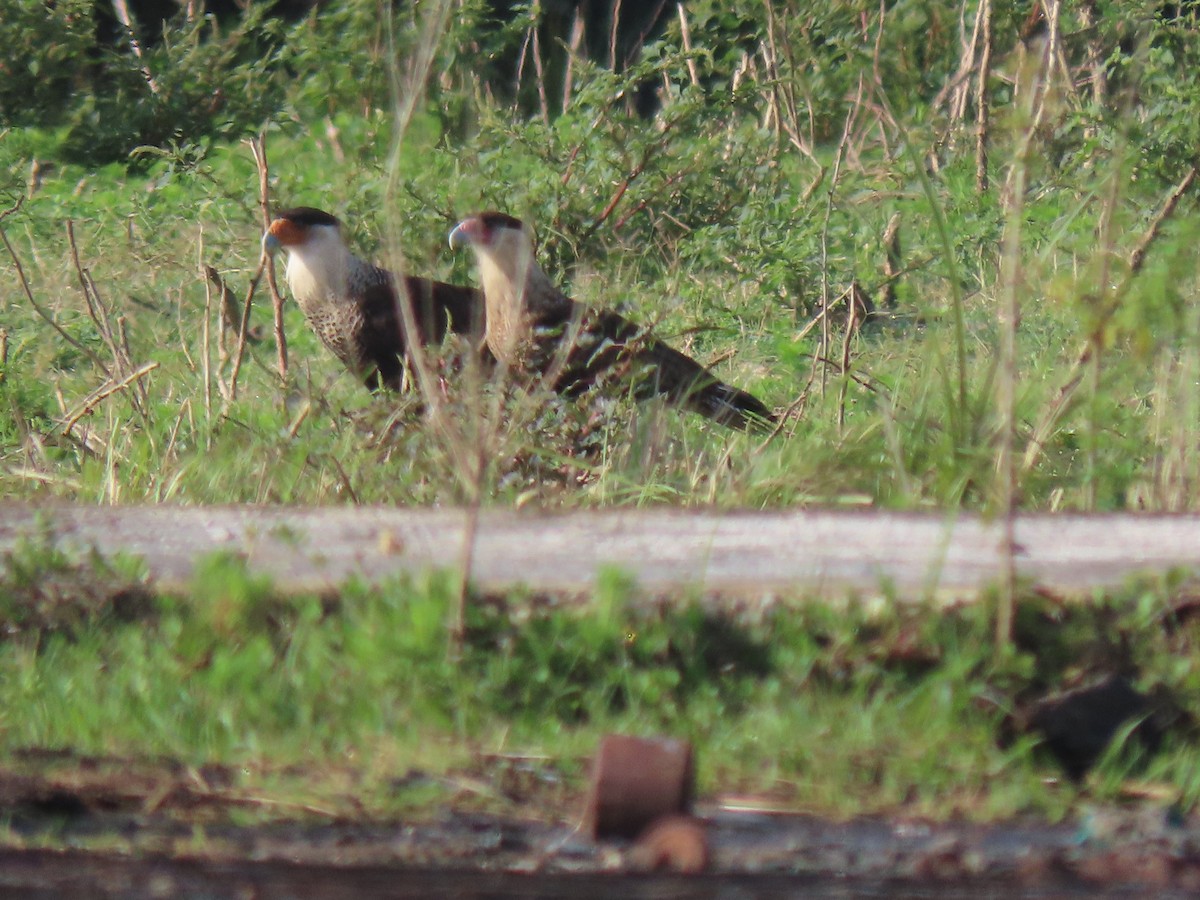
[687,380,776,432]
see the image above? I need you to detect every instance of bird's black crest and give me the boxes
[479,211,525,232]
[276,207,341,228]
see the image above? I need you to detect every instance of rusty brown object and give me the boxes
[586,735,694,840]
[627,815,709,873]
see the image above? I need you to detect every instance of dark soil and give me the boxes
[3,751,1200,898]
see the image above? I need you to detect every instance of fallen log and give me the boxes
[1,505,1197,603]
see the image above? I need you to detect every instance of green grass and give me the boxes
[2,544,1199,824]
[2,2,1200,833]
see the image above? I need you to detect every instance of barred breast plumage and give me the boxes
[264,207,484,392]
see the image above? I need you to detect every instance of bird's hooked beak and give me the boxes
[448,218,479,250]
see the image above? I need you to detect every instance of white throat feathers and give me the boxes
[281,224,355,313]
[475,226,559,363]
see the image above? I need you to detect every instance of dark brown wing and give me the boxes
[354,270,485,392]
[397,275,485,347]
[532,303,775,432]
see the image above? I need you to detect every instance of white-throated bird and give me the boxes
[449,212,774,431]
[264,207,483,391]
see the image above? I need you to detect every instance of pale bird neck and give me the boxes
[477,234,561,363]
[283,229,357,308]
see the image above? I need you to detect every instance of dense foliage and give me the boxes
[0,0,1198,510]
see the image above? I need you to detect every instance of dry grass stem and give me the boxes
[61,361,159,436]
[994,30,1050,650]
[249,134,288,383]
[818,78,864,392]
[225,258,265,404]
[1021,165,1198,476]
[201,245,214,424]
[881,213,902,310]
[1,201,110,375]
[974,0,992,193]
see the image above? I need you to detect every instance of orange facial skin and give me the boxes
[265,217,309,248]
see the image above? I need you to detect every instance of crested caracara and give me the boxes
[448,212,775,431]
[263,207,484,392]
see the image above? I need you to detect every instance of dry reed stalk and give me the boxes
[881,213,902,310]
[248,134,287,382]
[993,31,1049,651]
[201,241,214,424]
[837,285,863,432]
[67,221,120,362]
[379,0,498,658]
[818,76,865,393]
[162,397,190,465]
[974,0,992,193]
[175,287,199,374]
[760,0,818,164]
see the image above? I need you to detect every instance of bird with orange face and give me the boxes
[264,207,483,392]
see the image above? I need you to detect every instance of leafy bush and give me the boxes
[0,0,95,129]
[0,1,290,166]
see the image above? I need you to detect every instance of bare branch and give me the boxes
[111,0,160,94]
[1,208,110,376]
[676,3,700,87]
[1130,166,1196,276]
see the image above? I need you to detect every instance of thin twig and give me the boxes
[529,1,551,126]
[1,203,110,376]
[226,259,266,403]
[837,285,861,432]
[561,9,585,113]
[761,0,819,163]
[62,361,159,435]
[881,213,902,309]
[1130,166,1196,276]
[818,76,864,393]
[609,0,623,70]
[111,0,160,94]
[975,0,993,193]
[67,221,119,360]
[205,265,262,346]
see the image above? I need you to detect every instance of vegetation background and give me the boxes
[2,0,1200,832]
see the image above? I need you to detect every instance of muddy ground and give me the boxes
[3,751,1200,898]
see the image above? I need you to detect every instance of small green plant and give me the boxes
[0,523,150,641]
